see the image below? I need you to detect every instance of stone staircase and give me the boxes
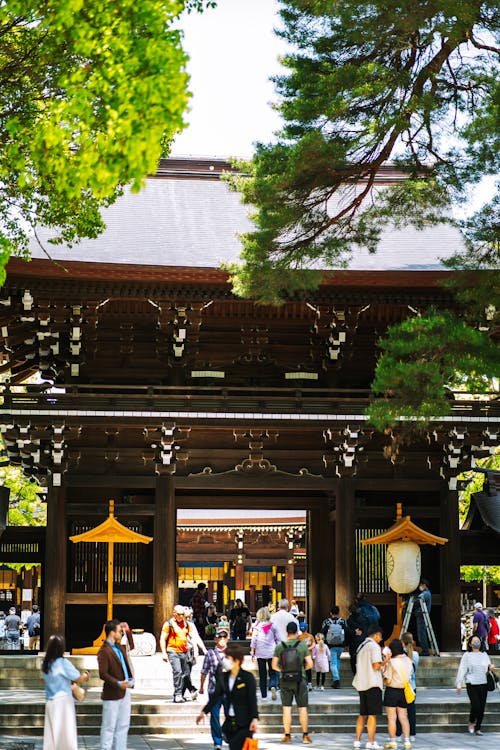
[0,653,499,736]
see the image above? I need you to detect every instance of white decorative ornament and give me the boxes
[386,541,421,594]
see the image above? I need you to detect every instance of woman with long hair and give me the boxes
[41,634,89,750]
[396,632,419,742]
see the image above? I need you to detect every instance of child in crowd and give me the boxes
[312,633,330,690]
[298,622,315,691]
[218,613,230,630]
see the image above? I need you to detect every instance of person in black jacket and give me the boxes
[346,604,370,675]
[197,643,258,750]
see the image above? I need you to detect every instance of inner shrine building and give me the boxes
[1,157,498,650]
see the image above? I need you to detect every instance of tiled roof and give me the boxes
[27,158,465,271]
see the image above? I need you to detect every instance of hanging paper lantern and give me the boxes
[386,541,421,594]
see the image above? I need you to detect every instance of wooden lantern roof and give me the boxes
[362,503,448,546]
[69,500,152,545]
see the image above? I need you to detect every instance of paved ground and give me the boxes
[1,687,499,749]
[2,733,500,750]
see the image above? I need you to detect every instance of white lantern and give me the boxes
[386,541,421,594]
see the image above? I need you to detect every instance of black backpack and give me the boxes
[279,641,303,684]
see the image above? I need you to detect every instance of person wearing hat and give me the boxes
[472,603,490,652]
[160,604,197,703]
[200,627,230,749]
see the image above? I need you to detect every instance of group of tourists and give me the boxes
[0,604,40,650]
[33,586,500,750]
[461,601,500,653]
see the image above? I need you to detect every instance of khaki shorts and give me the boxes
[280,679,308,708]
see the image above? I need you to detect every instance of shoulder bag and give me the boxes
[71,682,85,701]
[486,669,498,692]
[394,659,415,704]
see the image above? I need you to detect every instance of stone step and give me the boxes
[1,692,499,736]
[1,653,498,691]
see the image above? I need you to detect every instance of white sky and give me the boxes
[171,1,495,211]
[177,509,306,520]
[171,0,285,158]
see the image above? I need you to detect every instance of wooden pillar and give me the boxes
[308,504,335,633]
[335,478,357,616]
[235,563,245,592]
[153,475,176,640]
[285,562,294,605]
[440,483,461,650]
[44,481,67,641]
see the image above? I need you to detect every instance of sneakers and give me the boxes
[307,682,313,691]
[173,695,185,703]
[320,685,325,691]
[302,735,312,744]
[403,742,412,749]
[190,689,199,701]
[384,742,397,749]
[366,744,382,749]
[333,680,340,689]
[261,696,268,702]
[353,742,361,749]
[281,735,292,744]
[271,687,277,700]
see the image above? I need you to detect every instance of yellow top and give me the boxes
[69,500,153,544]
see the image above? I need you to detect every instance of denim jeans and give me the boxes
[209,695,225,746]
[330,646,344,682]
[167,651,190,698]
[7,631,20,650]
[257,657,277,697]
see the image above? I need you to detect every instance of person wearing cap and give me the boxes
[160,604,196,703]
[5,606,21,650]
[200,627,230,749]
[472,603,490,651]
[414,580,432,656]
[197,643,259,750]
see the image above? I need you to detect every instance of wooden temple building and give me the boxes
[0,157,498,650]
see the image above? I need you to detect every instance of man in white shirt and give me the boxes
[271,599,299,642]
[352,626,390,750]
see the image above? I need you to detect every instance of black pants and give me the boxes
[306,668,312,684]
[223,719,251,750]
[257,657,277,697]
[396,696,416,736]
[316,672,325,686]
[466,682,488,731]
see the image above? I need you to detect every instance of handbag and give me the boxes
[71,682,85,701]
[242,738,258,750]
[394,659,415,704]
[486,669,497,692]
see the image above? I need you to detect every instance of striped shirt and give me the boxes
[456,651,491,687]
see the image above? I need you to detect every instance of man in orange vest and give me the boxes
[160,604,195,703]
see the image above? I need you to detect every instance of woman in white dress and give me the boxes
[41,634,89,750]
